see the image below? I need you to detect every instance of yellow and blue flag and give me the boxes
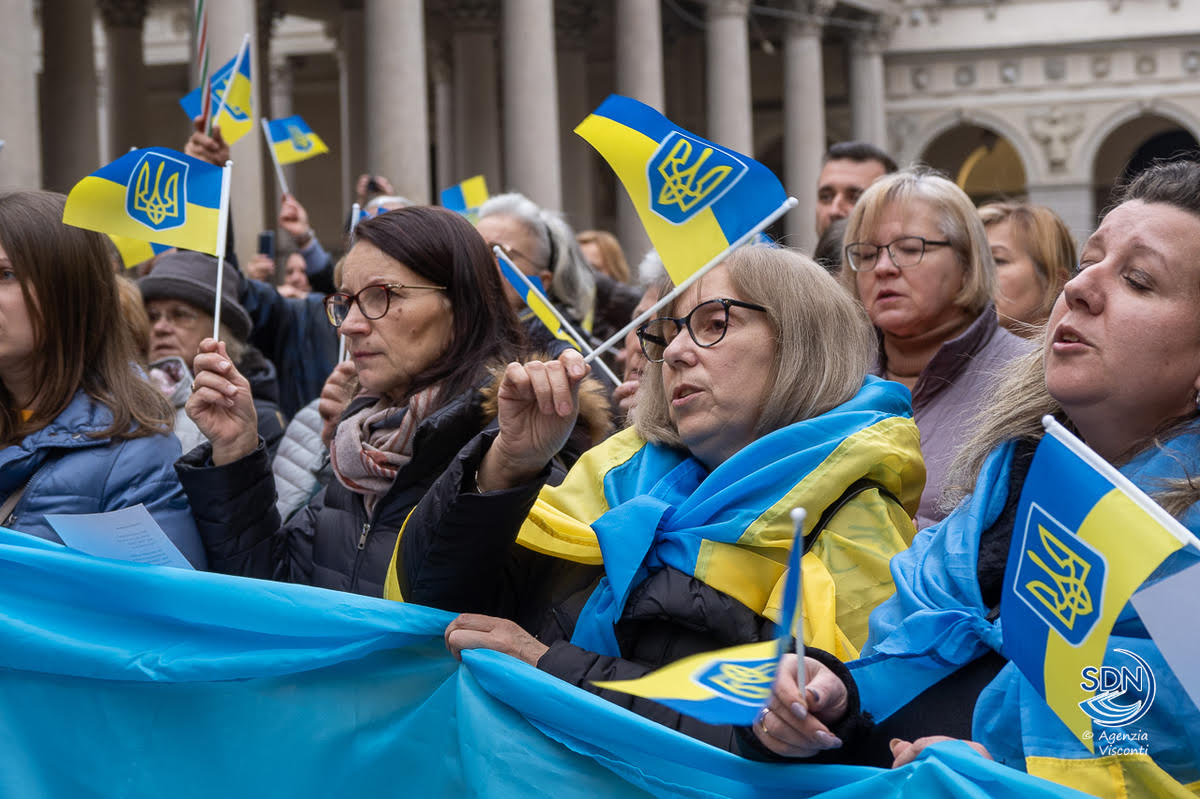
[265,115,328,165]
[108,234,171,270]
[1001,416,1197,751]
[440,175,489,219]
[179,46,254,144]
[575,94,787,286]
[593,519,805,726]
[495,248,580,349]
[63,147,225,256]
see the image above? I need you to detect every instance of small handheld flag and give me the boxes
[63,147,225,256]
[494,247,620,387]
[440,175,489,220]
[574,95,796,363]
[179,37,253,144]
[264,115,329,166]
[592,508,807,726]
[1001,416,1200,751]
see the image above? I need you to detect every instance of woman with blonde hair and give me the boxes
[841,167,1032,527]
[978,200,1075,336]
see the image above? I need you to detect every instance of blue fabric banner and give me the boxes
[0,528,1088,798]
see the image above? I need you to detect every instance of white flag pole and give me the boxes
[788,507,807,702]
[583,196,798,365]
[211,159,234,341]
[260,118,290,196]
[493,246,621,387]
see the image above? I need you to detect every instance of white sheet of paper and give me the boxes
[1132,561,1200,712]
[44,504,194,570]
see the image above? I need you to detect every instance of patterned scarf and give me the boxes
[330,386,440,517]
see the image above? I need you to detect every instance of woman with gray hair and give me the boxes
[841,167,1032,528]
[388,245,926,750]
[475,192,597,355]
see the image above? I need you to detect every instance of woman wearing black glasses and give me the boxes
[176,205,611,596]
[388,245,925,750]
[841,168,1032,528]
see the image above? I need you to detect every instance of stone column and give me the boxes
[705,0,752,153]
[208,0,265,262]
[267,57,294,210]
[502,0,562,210]
[849,24,888,148]
[613,0,663,262]
[257,0,279,225]
[449,1,503,193]
[337,0,367,213]
[557,1,596,229]
[97,0,148,160]
[431,46,455,196]
[365,0,429,203]
[40,0,101,193]
[0,0,42,189]
[783,3,827,251]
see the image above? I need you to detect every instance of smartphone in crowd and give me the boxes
[257,230,276,259]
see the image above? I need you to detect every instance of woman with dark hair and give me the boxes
[0,191,204,567]
[176,206,610,596]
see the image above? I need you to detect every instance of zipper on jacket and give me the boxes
[357,522,369,550]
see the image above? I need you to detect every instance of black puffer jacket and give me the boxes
[177,369,612,597]
[398,432,812,750]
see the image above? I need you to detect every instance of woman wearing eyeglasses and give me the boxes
[841,168,1032,528]
[387,245,925,749]
[176,206,612,596]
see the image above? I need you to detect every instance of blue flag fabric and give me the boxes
[0,527,1089,798]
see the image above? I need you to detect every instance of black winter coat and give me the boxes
[398,431,781,750]
[177,386,489,596]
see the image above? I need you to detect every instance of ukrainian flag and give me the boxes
[108,234,170,270]
[1001,417,1194,751]
[593,519,805,726]
[575,95,787,286]
[265,115,328,165]
[179,47,254,144]
[63,147,225,256]
[496,248,580,349]
[440,175,489,217]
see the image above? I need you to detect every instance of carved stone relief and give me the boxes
[1029,107,1084,172]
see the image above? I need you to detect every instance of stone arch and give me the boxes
[1076,99,1200,180]
[901,109,1041,184]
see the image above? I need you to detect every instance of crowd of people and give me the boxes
[2,115,1198,796]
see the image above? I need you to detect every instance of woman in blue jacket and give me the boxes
[0,191,205,568]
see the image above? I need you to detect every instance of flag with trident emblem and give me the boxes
[63,147,225,256]
[1001,416,1200,751]
[575,95,787,286]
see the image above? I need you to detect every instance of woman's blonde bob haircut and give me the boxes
[633,245,877,451]
[841,167,996,318]
[977,200,1076,331]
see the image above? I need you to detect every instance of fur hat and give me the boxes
[138,251,252,341]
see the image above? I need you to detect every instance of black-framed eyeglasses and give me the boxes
[636,298,767,363]
[844,236,952,272]
[323,282,446,328]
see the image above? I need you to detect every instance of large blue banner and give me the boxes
[0,528,1088,798]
